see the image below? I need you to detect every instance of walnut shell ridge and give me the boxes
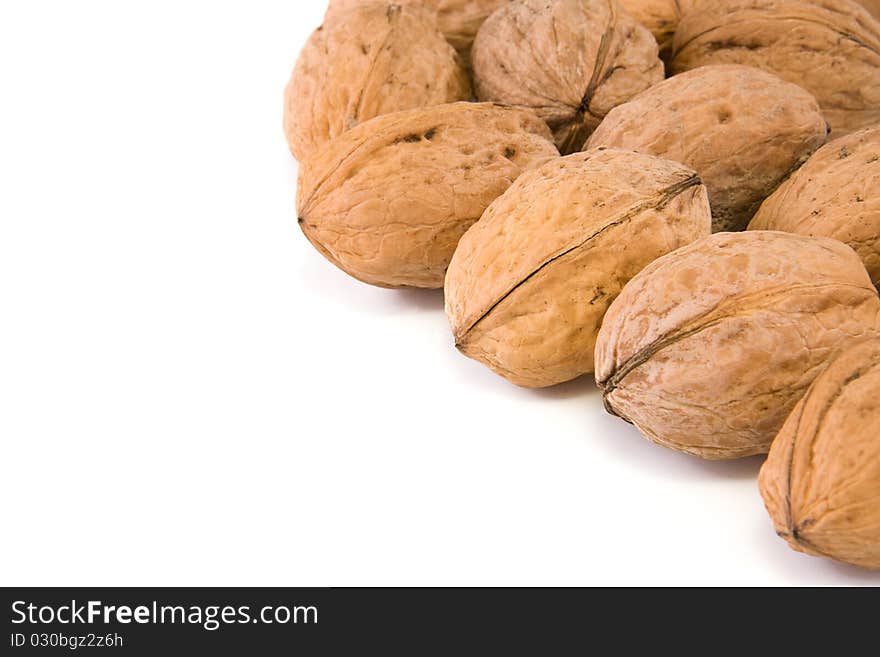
[283,3,471,161]
[297,102,558,289]
[445,148,711,388]
[595,231,880,459]
[325,0,510,64]
[471,0,664,154]
[749,127,880,287]
[759,338,880,570]
[587,65,828,232]
[670,0,880,138]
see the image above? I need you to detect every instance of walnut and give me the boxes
[471,0,664,154]
[750,127,880,287]
[595,231,880,459]
[296,103,558,289]
[760,338,880,570]
[619,1,880,59]
[618,0,697,60]
[283,3,471,161]
[445,148,711,388]
[325,0,510,66]
[587,65,828,232]
[670,0,880,138]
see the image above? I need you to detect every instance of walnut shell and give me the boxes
[325,0,510,63]
[863,0,880,19]
[587,65,828,232]
[296,102,558,289]
[471,0,664,154]
[670,0,880,138]
[619,1,880,58]
[749,127,880,287]
[595,231,880,459]
[618,0,697,59]
[283,3,471,161]
[760,338,880,570]
[445,148,711,388]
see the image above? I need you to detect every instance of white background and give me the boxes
[1,1,877,587]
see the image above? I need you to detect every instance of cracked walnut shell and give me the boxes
[595,231,880,459]
[670,0,880,138]
[587,65,828,232]
[283,3,471,161]
[471,0,664,154]
[296,102,558,289]
[760,338,880,570]
[445,148,711,388]
[749,127,880,287]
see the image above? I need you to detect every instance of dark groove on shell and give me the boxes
[455,172,703,345]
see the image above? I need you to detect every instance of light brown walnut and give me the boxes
[296,103,558,289]
[445,148,711,388]
[283,3,471,161]
[325,0,510,65]
[618,0,698,60]
[750,127,880,287]
[471,0,664,154]
[670,0,880,138]
[760,338,880,570]
[619,1,880,59]
[588,65,828,232]
[595,231,880,459]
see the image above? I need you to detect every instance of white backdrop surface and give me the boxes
[1,1,877,586]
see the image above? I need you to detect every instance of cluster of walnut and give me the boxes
[286,0,880,570]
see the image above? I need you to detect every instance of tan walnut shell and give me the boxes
[296,103,558,289]
[670,0,880,138]
[863,0,880,19]
[283,3,471,161]
[587,65,828,232]
[749,127,880,287]
[445,148,712,388]
[595,231,880,459]
[471,0,664,154]
[760,338,880,570]
[618,0,698,59]
[325,0,511,63]
[619,1,880,57]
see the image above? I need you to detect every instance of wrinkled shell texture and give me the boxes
[618,1,880,55]
[587,65,828,232]
[325,0,511,57]
[471,0,664,154]
[760,339,880,569]
[618,0,697,58]
[297,103,558,289]
[445,148,711,388]
[595,231,880,459]
[670,0,880,137]
[750,127,880,286]
[283,4,471,161]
